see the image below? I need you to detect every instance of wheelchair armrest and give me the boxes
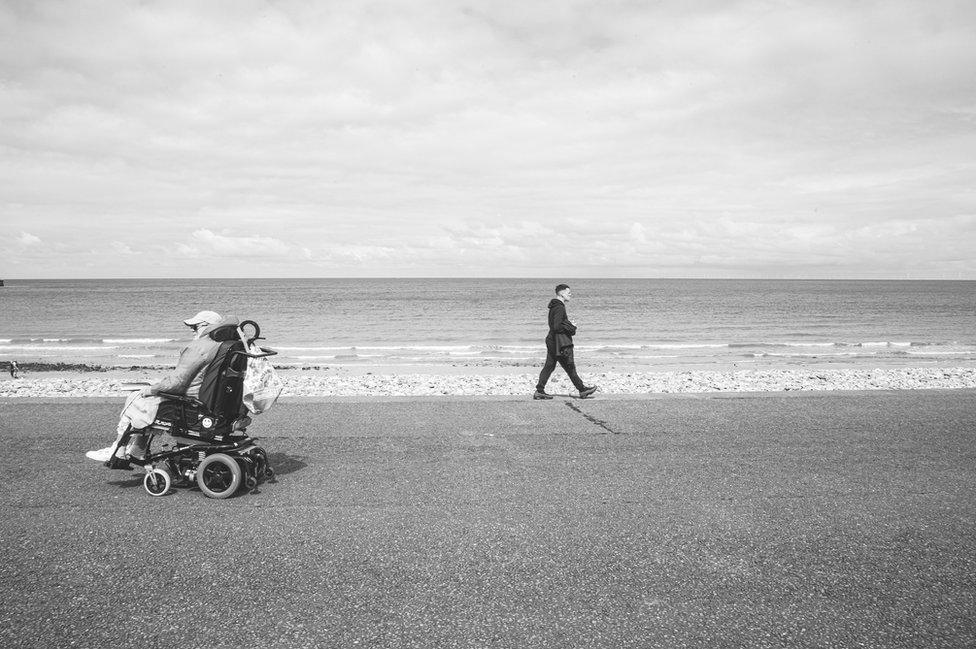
[233,346,278,359]
[156,392,205,408]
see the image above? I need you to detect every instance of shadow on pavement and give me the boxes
[106,474,144,489]
[266,452,307,478]
[537,391,594,399]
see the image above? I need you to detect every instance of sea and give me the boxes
[1,278,974,372]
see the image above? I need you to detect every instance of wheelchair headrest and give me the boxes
[208,324,241,342]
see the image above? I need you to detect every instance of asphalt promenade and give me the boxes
[1,391,975,648]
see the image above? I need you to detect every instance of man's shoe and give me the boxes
[579,385,599,399]
[533,390,554,400]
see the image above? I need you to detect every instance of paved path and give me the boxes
[1,391,975,648]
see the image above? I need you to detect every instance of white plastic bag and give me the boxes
[241,340,283,414]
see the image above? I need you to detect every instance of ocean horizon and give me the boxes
[2,278,974,371]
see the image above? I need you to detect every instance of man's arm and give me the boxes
[139,343,210,397]
[554,304,577,336]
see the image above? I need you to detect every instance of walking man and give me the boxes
[534,284,598,399]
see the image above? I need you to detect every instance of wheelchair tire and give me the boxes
[144,468,172,497]
[196,453,242,499]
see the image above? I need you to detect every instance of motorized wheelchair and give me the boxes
[110,319,277,499]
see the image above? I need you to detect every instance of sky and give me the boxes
[1,0,975,279]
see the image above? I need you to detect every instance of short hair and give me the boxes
[555,283,570,294]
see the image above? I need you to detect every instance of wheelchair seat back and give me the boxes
[197,324,248,419]
[152,324,249,441]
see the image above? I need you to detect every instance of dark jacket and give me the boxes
[546,298,577,356]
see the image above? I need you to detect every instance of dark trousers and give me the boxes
[537,345,585,392]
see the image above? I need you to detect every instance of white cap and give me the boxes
[183,310,221,327]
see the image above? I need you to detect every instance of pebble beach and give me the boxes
[3,366,975,398]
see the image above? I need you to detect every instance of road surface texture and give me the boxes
[1,391,974,648]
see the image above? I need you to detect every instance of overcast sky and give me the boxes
[1,0,974,279]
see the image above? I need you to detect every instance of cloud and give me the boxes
[1,1,975,277]
[110,241,134,255]
[18,232,41,247]
[321,244,398,263]
[176,229,311,259]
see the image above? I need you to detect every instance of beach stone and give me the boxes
[4,367,976,398]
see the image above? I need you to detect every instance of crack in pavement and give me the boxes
[564,401,621,434]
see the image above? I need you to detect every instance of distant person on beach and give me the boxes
[86,310,234,465]
[534,284,598,400]
[9,360,18,378]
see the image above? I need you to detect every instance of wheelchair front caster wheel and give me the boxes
[196,453,242,499]
[250,447,269,480]
[245,474,257,491]
[144,468,172,497]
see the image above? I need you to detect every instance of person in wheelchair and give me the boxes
[86,310,238,465]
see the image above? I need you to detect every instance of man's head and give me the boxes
[183,310,221,337]
[555,284,572,301]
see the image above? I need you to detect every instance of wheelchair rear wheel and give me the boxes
[196,453,242,499]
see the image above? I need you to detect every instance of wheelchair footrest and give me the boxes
[104,456,132,470]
